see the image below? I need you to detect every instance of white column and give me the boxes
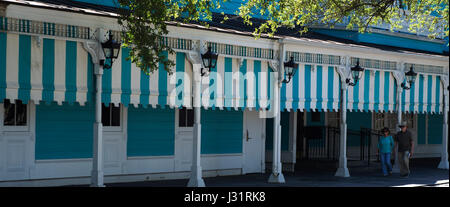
[392,63,405,174]
[335,83,350,177]
[83,29,107,187]
[397,88,403,128]
[91,64,105,187]
[287,111,297,172]
[268,79,285,183]
[392,87,403,173]
[268,40,285,183]
[438,88,449,170]
[187,58,205,187]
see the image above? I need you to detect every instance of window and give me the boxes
[179,107,194,127]
[102,103,121,127]
[3,99,27,126]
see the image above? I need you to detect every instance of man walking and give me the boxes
[394,121,414,178]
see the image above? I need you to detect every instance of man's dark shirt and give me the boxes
[394,130,413,152]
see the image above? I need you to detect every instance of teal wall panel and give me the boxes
[417,114,426,145]
[347,112,372,146]
[127,107,175,156]
[201,109,243,154]
[428,114,443,144]
[265,111,289,151]
[35,103,94,160]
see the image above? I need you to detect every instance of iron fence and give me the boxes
[302,126,384,166]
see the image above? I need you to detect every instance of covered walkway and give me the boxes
[69,158,448,187]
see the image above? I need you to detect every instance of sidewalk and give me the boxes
[72,158,449,187]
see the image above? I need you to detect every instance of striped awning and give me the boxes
[0,33,93,105]
[0,32,445,114]
[199,57,273,110]
[401,74,444,114]
[280,64,341,112]
[102,49,274,110]
[346,70,445,114]
[0,32,274,110]
[280,66,446,114]
[346,70,397,113]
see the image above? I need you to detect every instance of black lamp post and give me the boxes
[282,56,298,83]
[100,32,121,69]
[201,46,218,76]
[401,65,417,90]
[346,60,364,86]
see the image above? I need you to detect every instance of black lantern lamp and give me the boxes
[201,46,218,76]
[282,56,298,83]
[100,32,121,69]
[401,65,417,90]
[346,60,364,86]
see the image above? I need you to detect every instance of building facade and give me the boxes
[0,0,448,186]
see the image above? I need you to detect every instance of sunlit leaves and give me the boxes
[238,0,448,40]
[117,0,227,74]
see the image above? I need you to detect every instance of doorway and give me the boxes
[243,110,265,174]
[174,107,194,172]
[296,112,305,160]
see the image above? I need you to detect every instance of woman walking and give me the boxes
[378,127,394,176]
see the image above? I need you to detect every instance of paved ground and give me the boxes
[73,158,449,187]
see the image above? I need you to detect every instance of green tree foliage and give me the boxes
[117,0,226,74]
[117,0,448,73]
[239,0,448,39]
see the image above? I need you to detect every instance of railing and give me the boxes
[360,128,383,166]
[301,126,383,166]
[0,16,91,39]
[303,126,340,161]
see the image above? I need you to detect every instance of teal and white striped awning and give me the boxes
[401,74,444,114]
[0,32,274,109]
[0,32,93,105]
[280,64,341,112]
[104,48,274,110]
[0,32,445,114]
[280,64,445,114]
[346,70,444,114]
[346,70,398,113]
[200,57,274,110]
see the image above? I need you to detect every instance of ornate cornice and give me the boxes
[269,60,279,72]
[82,41,101,64]
[185,40,202,65]
[336,56,351,87]
[392,61,405,85]
[441,75,449,97]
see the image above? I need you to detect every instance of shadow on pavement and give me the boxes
[68,158,448,187]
